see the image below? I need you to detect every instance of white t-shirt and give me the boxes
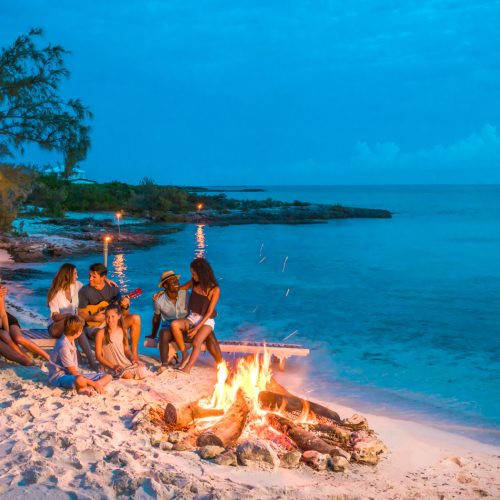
[48,281,83,325]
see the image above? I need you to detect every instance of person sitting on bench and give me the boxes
[171,258,223,374]
[78,263,141,364]
[147,270,189,374]
[47,263,96,369]
[0,285,50,367]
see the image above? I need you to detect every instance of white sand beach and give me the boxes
[0,356,498,499]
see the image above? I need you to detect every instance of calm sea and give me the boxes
[10,185,500,444]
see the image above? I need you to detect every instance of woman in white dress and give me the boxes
[47,263,82,338]
[95,304,148,379]
[47,263,97,369]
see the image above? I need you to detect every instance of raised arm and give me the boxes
[178,279,193,291]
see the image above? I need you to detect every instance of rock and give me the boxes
[160,441,174,451]
[330,446,351,462]
[199,446,225,459]
[168,431,188,444]
[236,440,280,469]
[343,414,369,429]
[150,437,161,448]
[331,456,350,472]
[302,450,329,470]
[173,441,193,452]
[352,437,387,465]
[280,450,302,469]
[213,451,238,466]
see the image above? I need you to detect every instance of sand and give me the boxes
[0,355,498,499]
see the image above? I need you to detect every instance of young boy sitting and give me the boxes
[48,315,112,395]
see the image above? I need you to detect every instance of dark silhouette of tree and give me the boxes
[0,28,92,178]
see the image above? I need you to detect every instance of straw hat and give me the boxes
[158,270,180,288]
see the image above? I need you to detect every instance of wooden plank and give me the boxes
[23,329,57,349]
[143,337,309,370]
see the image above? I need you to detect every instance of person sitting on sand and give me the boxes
[0,285,50,367]
[95,304,148,379]
[48,315,112,395]
[47,263,97,370]
[170,258,223,374]
[78,263,141,363]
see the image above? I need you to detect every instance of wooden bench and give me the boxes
[23,329,57,349]
[21,330,311,370]
[143,337,310,370]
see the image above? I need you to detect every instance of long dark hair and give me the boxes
[47,263,76,304]
[103,303,126,345]
[190,258,218,292]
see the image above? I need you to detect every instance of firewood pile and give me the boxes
[132,356,387,472]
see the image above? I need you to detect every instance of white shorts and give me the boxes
[187,313,215,331]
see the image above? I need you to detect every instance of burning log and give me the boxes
[266,413,346,457]
[262,384,369,430]
[164,401,224,428]
[196,389,250,448]
[309,423,352,446]
[259,390,342,424]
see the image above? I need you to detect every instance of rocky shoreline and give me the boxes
[0,203,391,263]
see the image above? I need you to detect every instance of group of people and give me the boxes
[0,257,222,395]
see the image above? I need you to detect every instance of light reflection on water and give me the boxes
[195,224,206,258]
[111,253,129,292]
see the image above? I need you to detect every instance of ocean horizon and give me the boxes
[6,184,500,445]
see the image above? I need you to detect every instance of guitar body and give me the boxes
[83,301,111,328]
[82,288,142,328]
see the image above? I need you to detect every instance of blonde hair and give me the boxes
[64,315,84,337]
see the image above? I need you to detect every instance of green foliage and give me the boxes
[0,164,34,231]
[0,28,92,177]
[25,175,310,223]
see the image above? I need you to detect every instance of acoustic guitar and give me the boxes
[83,288,142,328]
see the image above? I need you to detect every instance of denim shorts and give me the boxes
[187,313,215,331]
[51,372,106,389]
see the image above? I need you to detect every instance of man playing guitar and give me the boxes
[78,263,141,363]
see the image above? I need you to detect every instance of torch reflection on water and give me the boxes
[112,253,130,292]
[195,224,206,258]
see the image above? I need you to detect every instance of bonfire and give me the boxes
[133,352,387,471]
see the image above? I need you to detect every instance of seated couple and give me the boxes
[149,257,222,374]
[47,262,141,372]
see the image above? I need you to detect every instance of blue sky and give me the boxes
[1,0,499,184]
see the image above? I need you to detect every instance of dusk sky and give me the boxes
[1,1,499,185]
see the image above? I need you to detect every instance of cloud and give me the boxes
[349,124,500,182]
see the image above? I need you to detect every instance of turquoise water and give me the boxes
[10,185,500,444]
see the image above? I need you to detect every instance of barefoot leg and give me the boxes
[181,325,213,374]
[9,325,50,361]
[171,319,190,366]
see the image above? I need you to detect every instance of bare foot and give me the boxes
[178,354,190,370]
[93,382,106,394]
[77,388,94,397]
[178,351,189,368]
[179,366,191,374]
[156,365,169,375]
